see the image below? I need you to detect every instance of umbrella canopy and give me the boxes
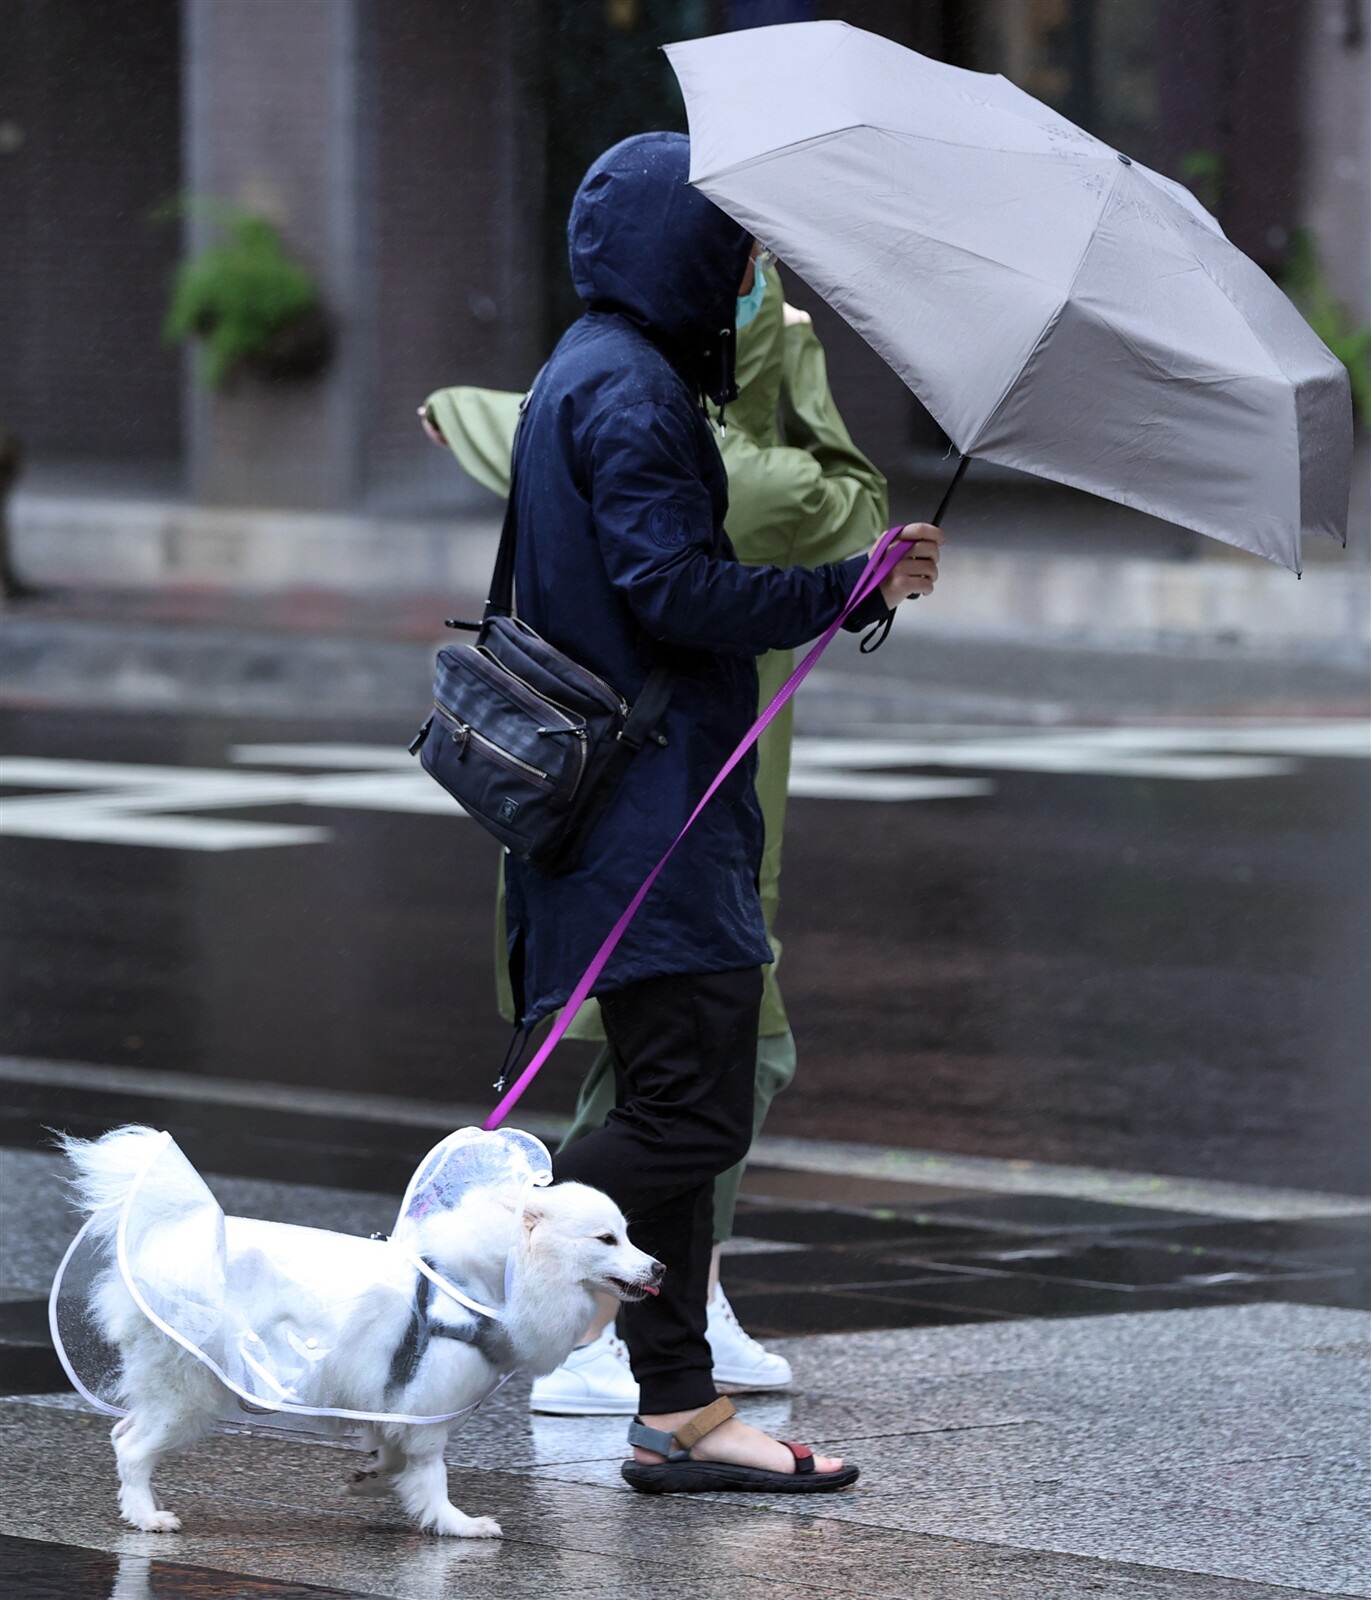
[666,21,1353,571]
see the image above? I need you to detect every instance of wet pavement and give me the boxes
[2,1138,1369,1598]
[2,702,1367,1193]
[2,685,1369,1596]
[4,1133,1368,1400]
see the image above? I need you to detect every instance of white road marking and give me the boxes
[0,756,463,849]
[1,720,1364,851]
[230,743,415,770]
[787,773,994,801]
[790,738,1296,782]
[0,796,327,851]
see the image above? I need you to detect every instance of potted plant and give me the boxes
[164,203,332,387]
[1282,229,1371,428]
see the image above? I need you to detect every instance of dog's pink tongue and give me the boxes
[643,1283,661,1297]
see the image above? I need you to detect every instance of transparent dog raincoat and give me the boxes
[49,1126,552,1426]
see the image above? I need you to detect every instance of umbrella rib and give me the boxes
[1140,192,1293,385]
[692,124,868,186]
[965,161,1121,453]
[692,124,1131,188]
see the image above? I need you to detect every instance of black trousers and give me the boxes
[552,966,761,1413]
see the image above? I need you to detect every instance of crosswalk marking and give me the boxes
[1,720,1365,852]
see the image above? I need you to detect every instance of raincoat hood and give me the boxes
[568,131,752,406]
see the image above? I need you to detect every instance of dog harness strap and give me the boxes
[485,529,911,1130]
[395,1244,505,1322]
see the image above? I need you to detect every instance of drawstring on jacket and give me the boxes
[712,326,734,435]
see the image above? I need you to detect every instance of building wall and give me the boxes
[0,0,182,463]
[1301,0,1370,322]
[182,0,373,508]
[365,0,531,511]
[1154,0,1308,275]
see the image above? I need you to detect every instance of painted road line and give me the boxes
[787,774,994,802]
[4,1056,1364,1222]
[4,721,1365,849]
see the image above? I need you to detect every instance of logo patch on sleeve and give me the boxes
[648,501,694,550]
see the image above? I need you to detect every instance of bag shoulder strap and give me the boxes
[483,372,543,623]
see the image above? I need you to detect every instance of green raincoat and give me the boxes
[425,266,887,1044]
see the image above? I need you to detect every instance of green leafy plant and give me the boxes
[164,204,325,387]
[1178,148,1225,216]
[1282,228,1371,426]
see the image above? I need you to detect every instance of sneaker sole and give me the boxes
[712,1372,793,1392]
[529,1397,639,1416]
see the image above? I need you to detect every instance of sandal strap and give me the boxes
[627,1418,685,1459]
[783,1441,816,1474]
[627,1396,738,1461]
[674,1396,736,1452]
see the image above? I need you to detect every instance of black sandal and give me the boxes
[621,1396,860,1495]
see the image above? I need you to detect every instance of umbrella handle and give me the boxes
[859,451,970,654]
[931,450,971,525]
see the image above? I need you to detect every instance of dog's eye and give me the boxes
[596,1232,618,1245]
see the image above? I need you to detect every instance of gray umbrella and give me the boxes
[666,21,1352,571]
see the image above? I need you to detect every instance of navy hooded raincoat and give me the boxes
[504,132,887,1026]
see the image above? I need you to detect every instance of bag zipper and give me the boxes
[473,645,625,726]
[472,649,591,727]
[431,702,555,790]
[500,620,629,717]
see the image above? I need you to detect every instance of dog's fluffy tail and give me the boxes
[58,1124,170,1245]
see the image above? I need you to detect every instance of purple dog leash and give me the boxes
[485,525,911,1130]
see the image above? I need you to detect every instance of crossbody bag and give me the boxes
[409,392,674,876]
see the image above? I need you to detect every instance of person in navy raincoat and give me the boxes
[510,131,942,1493]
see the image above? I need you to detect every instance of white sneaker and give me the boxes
[528,1324,639,1415]
[707,1284,793,1390]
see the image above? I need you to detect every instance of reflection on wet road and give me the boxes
[1,707,1367,1193]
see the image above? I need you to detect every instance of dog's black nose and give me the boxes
[649,1259,665,1283]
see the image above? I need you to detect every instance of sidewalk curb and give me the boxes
[13,491,1371,659]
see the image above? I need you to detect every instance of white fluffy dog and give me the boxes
[60,1125,661,1538]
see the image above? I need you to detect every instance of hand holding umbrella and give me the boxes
[879,522,944,606]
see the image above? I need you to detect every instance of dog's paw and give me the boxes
[432,1511,502,1539]
[347,1468,394,1498]
[130,1510,181,1533]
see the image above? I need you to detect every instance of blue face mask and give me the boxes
[736,266,767,329]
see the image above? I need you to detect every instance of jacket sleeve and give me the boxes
[589,399,887,655]
[720,430,880,572]
[425,386,523,498]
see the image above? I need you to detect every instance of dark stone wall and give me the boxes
[1155,0,1308,273]
[0,0,183,462]
[364,0,531,510]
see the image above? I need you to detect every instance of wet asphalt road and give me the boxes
[1,703,1367,1195]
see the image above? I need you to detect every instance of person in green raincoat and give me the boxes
[422,263,887,1411]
